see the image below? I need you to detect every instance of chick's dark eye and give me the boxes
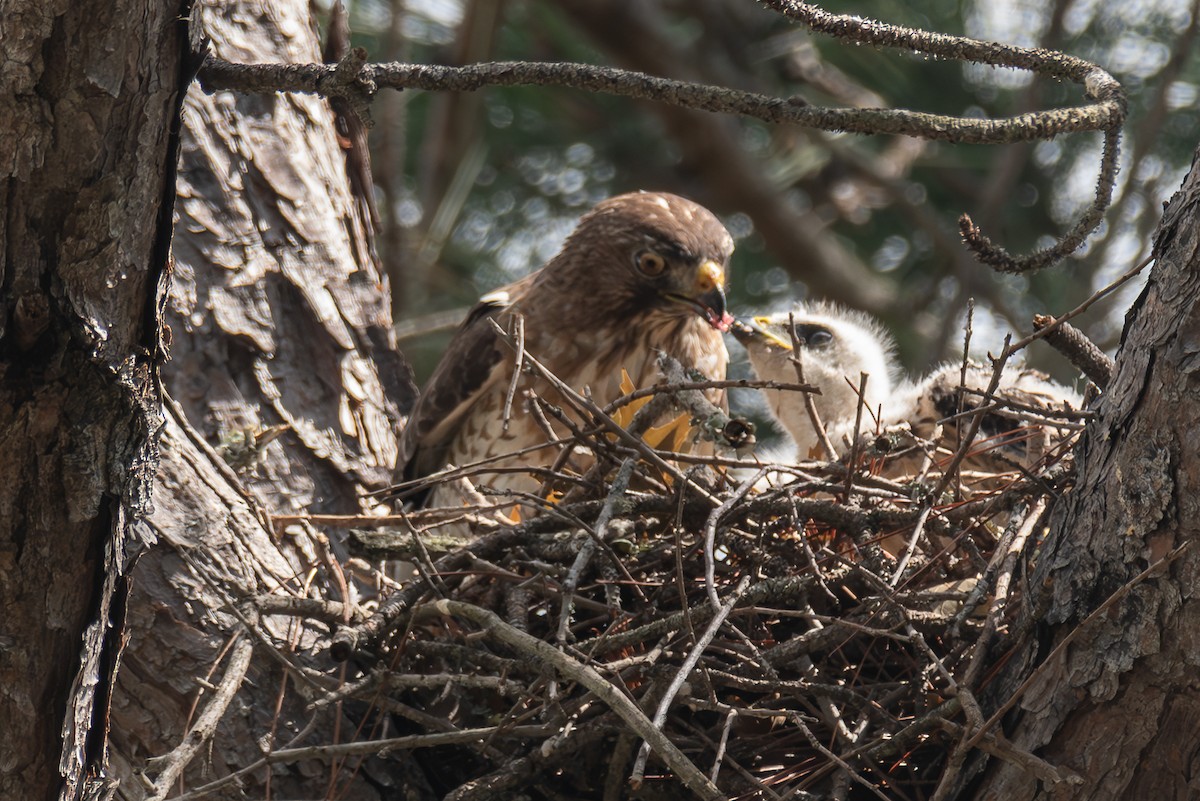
[635,250,668,277]
[807,330,834,347]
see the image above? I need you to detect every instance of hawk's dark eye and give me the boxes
[635,249,668,277]
[807,330,834,347]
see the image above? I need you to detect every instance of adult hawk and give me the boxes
[396,191,735,506]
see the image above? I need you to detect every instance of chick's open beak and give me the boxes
[730,316,793,350]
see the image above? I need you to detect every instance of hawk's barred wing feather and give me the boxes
[396,296,511,484]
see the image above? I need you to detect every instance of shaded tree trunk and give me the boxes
[966,150,1200,799]
[0,3,184,798]
[2,0,415,799]
[103,0,416,798]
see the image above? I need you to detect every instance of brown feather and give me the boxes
[395,192,733,504]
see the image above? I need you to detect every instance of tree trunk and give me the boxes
[102,0,416,798]
[0,3,184,799]
[966,150,1200,799]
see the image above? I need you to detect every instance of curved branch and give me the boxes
[759,0,1127,272]
[196,0,1127,275]
[760,0,1113,83]
[198,57,1122,146]
[959,127,1122,272]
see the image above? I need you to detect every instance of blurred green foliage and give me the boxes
[330,0,1200,399]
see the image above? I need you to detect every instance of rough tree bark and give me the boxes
[2,0,414,799]
[101,0,416,798]
[0,3,184,799]
[965,150,1200,799]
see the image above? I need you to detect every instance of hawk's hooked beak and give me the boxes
[666,259,732,332]
[730,316,793,350]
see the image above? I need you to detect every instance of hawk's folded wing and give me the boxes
[394,293,512,488]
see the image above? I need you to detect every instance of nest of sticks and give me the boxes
[252,350,1087,801]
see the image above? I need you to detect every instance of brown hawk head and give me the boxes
[395,191,735,502]
[523,191,734,334]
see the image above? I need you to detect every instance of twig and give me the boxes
[578,573,825,659]
[961,497,1047,690]
[1032,314,1114,388]
[958,128,1120,272]
[424,599,725,800]
[931,334,1014,499]
[602,377,817,415]
[253,594,368,624]
[146,633,254,801]
[843,371,870,501]
[329,527,527,661]
[704,468,769,612]
[788,312,840,460]
[762,0,1126,272]
[557,457,637,644]
[789,713,893,801]
[630,574,752,786]
[957,299,975,498]
[197,57,1122,144]
[937,719,1082,792]
[1001,254,1152,359]
[889,503,936,587]
[710,710,736,784]
[501,315,525,433]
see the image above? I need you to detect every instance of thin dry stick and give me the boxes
[843,372,870,501]
[931,334,1014,500]
[602,377,817,415]
[1003,254,1152,358]
[146,634,254,801]
[957,299,975,498]
[426,599,725,800]
[789,712,894,801]
[630,574,753,786]
[936,719,1082,795]
[961,496,1048,690]
[557,456,637,644]
[710,710,736,784]
[788,312,840,460]
[951,500,1035,631]
[704,468,769,612]
[539,368,718,502]
[164,712,324,801]
[889,503,936,587]
[501,314,525,433]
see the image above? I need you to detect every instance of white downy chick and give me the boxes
[732,303,904,458]
[908,361,1083,477]
[735,304,1083,481]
